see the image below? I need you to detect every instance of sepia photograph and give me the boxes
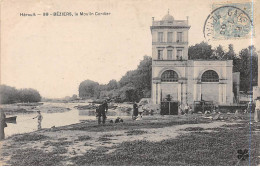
[0,0,259,166]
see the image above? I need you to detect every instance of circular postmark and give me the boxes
[203,6,253,41]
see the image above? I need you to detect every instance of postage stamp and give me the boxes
[204,1,254,41]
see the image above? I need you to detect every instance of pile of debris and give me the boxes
[202,111,247,121]
[117,106,132,113]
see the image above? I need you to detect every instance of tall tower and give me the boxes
[150,12,190,61]
[151,12,190,105]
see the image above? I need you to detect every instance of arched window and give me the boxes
[201,70,219,82]
[161,70,178,82]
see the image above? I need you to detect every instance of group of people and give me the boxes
[178,104,192,115]
[95,100,143,123]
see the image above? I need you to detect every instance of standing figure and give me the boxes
[133,102,139,120]
[102,100,108,124]
[33,110,43,130]
[96,107,101,124]
[178,104,182,115]
[97,101,108,124]
[0,111,7,140]
[246,101,255,114]
[188,106,193,114]
[184,104,189,115]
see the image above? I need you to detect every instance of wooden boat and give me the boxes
[5,116,17,123]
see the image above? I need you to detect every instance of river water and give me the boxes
[4,102,132,137]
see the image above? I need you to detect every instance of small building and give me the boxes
[151,12,235,110]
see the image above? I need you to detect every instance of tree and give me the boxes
[78,80,99,98]
[237,46,258,92]
[71,94,78,100]
[224,44,236,60]
[188,42,214,60]
[223,44,241,72]
[107,79,118,90]
[18,88,41,103]
[0,85,18,104]
[0,85,41,104]
[118,55,152,101]
[213,45,225,60]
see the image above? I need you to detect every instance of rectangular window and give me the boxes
[158,50,163,59]
[177,32,183,42]
[158,32,163,42]
[177,49,183,59]
[167,32,173,42]
[167,50,172,60]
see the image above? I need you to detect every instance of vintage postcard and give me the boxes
[0,0,260,166]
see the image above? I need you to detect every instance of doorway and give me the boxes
[160,101,178,115]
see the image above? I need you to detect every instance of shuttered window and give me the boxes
[158,32,163,42]
[167,32,173,42]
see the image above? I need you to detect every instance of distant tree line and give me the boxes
[79,43,258,102]
[78,55,152,102]
[0,85,42,104]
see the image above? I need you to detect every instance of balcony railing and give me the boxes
[153,58,186,61]
[152,20,188,26]
[152,41,188,45]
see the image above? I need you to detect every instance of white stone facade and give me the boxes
[151,13,234,107]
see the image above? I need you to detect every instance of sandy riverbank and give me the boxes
[1,113,259,166]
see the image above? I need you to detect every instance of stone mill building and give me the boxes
[150,12,235,113]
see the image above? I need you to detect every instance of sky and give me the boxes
[1,0,259,98]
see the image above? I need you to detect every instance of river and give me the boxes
[4,102,132,137]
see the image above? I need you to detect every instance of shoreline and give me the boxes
[1,113,259,166]
[0,102,73,115]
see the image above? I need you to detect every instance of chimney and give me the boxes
[186,16,189,25]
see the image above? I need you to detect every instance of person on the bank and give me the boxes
[102,100,108,124]
[246,101,255,114]
[33,110,43,130]
[133,102,139,119]
[103,100,108,113]
[0,111,7,140]
[97,101,108,124]
[184,104,189,114]
[178,105,183,115]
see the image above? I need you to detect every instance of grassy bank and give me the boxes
[70,123,260,166]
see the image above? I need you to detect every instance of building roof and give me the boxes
[151,11,189,29]
[162,14,174,21]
